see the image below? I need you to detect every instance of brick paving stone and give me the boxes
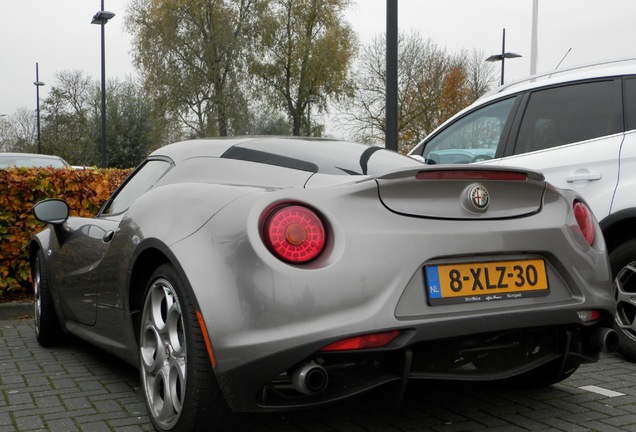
[45,417,78,432]
[577,421,629,432]
[539,418,590,432]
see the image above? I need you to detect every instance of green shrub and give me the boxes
[0,167,132,298]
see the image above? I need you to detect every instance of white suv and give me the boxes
[409,58,636,359]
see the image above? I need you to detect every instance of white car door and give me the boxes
[486,79,624,220]
[610,78,636,216]
[491,134,623,220]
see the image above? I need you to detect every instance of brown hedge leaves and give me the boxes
[0,167,132,297]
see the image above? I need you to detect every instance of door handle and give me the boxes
[566,172,602,183]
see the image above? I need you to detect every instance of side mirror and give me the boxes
[33,199,70,225]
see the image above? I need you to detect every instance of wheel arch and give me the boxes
[600,208,636,253]
[128,239,203,345]
[28,228,53,268]
[29,232,53,288]
[29,239,41,269]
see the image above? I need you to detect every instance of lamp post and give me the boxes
[91,2,115,168]
[486,28,522,86]
[385,0,398,151]
[33,62,45,154]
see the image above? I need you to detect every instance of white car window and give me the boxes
[423,97,516,164]
[514,80,621,155]
[625,78,636,131]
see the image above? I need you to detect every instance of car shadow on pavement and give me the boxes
[236,379,566,431]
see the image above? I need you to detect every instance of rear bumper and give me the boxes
[217,319,615,412]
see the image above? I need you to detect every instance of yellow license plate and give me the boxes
[425,259,549,305]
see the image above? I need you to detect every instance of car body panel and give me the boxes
[181,179,611,374]
[611,129,636,214]
[376,167,545,219]
[51,216,120,325]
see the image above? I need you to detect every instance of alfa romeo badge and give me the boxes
[469,185,490,211]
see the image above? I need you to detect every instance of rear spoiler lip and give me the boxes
[376,165,545,182]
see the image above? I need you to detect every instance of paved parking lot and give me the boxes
[3,316,636,431]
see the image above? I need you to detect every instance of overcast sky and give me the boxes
[2,0,635,119]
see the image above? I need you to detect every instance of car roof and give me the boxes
[0,152,70,167]
[483,57,636,101]
[0,152,67,159]
[152,136,422,176]
[410,57,636,150]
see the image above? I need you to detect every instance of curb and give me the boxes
[0,301,34,320]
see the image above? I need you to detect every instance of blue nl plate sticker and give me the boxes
[426,266,441,299]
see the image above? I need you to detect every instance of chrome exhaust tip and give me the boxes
[289,362,328,395]
[590,327,619,352]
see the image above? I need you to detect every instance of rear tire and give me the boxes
[612,260,636,362]
[609,239,636,279]
[139,263,231,431]
[33,250,65,346]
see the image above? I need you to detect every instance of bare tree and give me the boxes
[336,32,494,153]
[459,48,497,102]
[0,116,10,152]
[2,108,38,153]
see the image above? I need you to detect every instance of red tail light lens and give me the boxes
[574,200,595,245]
[320,330,401,352]
[262,205,326,263]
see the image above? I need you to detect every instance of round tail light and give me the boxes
[574,200,595,245]
[262,205,326,263]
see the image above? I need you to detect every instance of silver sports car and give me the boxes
[31,136,617,431]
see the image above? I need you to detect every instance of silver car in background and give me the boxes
[31,136,616,432]
[0,152,70,168]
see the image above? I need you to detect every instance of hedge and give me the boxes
[0,167,132,298]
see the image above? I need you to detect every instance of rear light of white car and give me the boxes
[573,200,595,245]
[262,204,326,264]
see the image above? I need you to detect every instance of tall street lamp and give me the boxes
[385,0,398,151]
[91,2,115,168]
[33,62,45,154]
[486,28,522,86]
